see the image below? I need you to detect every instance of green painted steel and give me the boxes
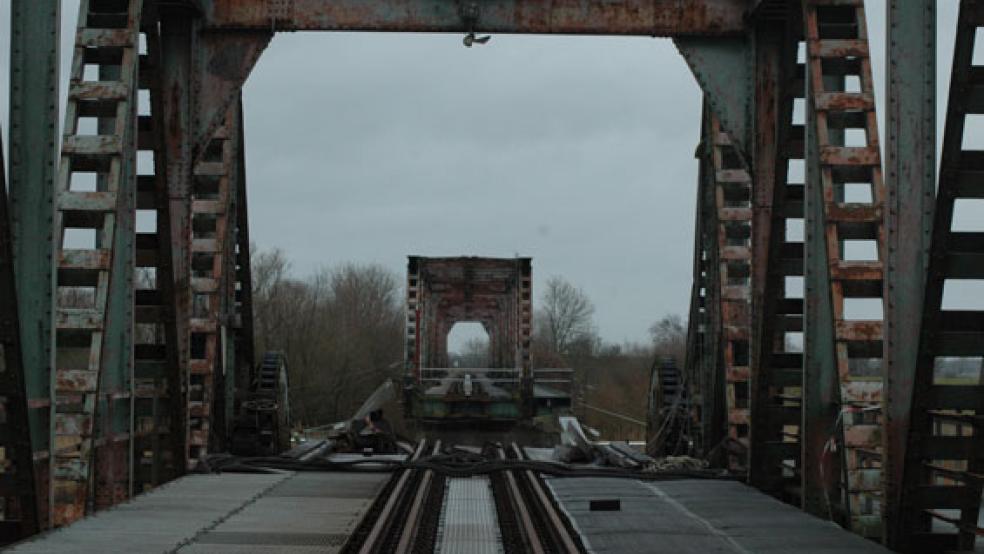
[676,38,753,161]
[882,0,936,542]
[696,108,727,464]
[8,2,60,508]
[801,64,842,522]
[0,125,41,543]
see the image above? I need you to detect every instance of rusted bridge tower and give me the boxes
[2,0,980,551]
[404,256,533,421]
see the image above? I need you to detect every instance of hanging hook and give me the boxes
[459,2,491,47]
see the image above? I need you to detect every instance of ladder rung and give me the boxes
[59,191,116,212]
[56,369,98,393]
[815,92,874,111]
[69,81,128,102]
[912,485,981,510]
[194,161,226,177]
[78,28,133,48]
[916,436,981,460]
[810,39,868,59]
[835,320,882,342]
[59,249,111,271]
[56,309,104,331]
[820,145,880,166]
[944,251,984,279]
[63,135,122,156]
[925,385,984,412]
[192,238,219,253]
[191,277,219,293]
[831,261,882,281]
[192,200,225,214]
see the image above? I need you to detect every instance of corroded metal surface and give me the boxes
[187,109,237,466]
[708,116,753,473]
[802,0,886,537]
[893,2,984,551]
[50,0,143,526]
[405,257,532,418]
[200,0,747,35]
[748,14,805,504]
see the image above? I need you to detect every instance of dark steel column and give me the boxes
[8,0,60,526]
[882,0,936,542]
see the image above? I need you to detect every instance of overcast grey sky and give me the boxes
[0,1,964,346]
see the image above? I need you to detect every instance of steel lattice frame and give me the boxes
[3,0,980,550]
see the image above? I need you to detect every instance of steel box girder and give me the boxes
[198,0,747,35]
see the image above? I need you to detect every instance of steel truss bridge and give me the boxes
[0,0,980,552]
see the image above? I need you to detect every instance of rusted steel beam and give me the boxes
[51,0,143,525]
[187,108,236,464]
[802,0,887,538]
[708,115,753,473]
[894,2,984,551]
[193,32,271,162]
[882,0,935,544]
[132,3,186,493]
[198,0,747,35]
[749,17,799,498]
[160,6,196,472]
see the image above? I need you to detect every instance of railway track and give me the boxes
[343,441,585,554]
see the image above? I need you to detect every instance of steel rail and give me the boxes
[358,439,427,554]
[394,441,441,553]
[510,443,583,554]
[497,446,546,554]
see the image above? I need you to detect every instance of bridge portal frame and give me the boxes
[3,0,959,550]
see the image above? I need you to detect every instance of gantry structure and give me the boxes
[1,0,980,552]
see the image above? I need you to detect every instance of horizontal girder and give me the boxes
[199,0,747,35]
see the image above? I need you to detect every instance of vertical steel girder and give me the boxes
[51,0,143,525]
[8,0,60,528]
[802,0,886,537]
[682,210,708,456]
[188,107,237,464]
[132,4,185,494]
[159,4,196,478]
[893,2,984,551]
[749,12,806,503]
[882,0,937,546]
[0,128,41,544]
[232,98,256,428]
[689,113,728,463]
[706,115,753,473]
[5,0,964,546]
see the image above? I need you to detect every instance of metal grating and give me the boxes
[436,477,503,554]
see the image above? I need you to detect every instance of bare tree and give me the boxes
[649,314,686,363]
[250,251,403,426]
[537,276,595,357]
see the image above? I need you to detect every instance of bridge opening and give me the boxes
[447,321,490,369]
[241,33,700,347]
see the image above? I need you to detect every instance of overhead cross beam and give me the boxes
[198,0,747,35]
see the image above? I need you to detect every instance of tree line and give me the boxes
[250,248,686,436]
